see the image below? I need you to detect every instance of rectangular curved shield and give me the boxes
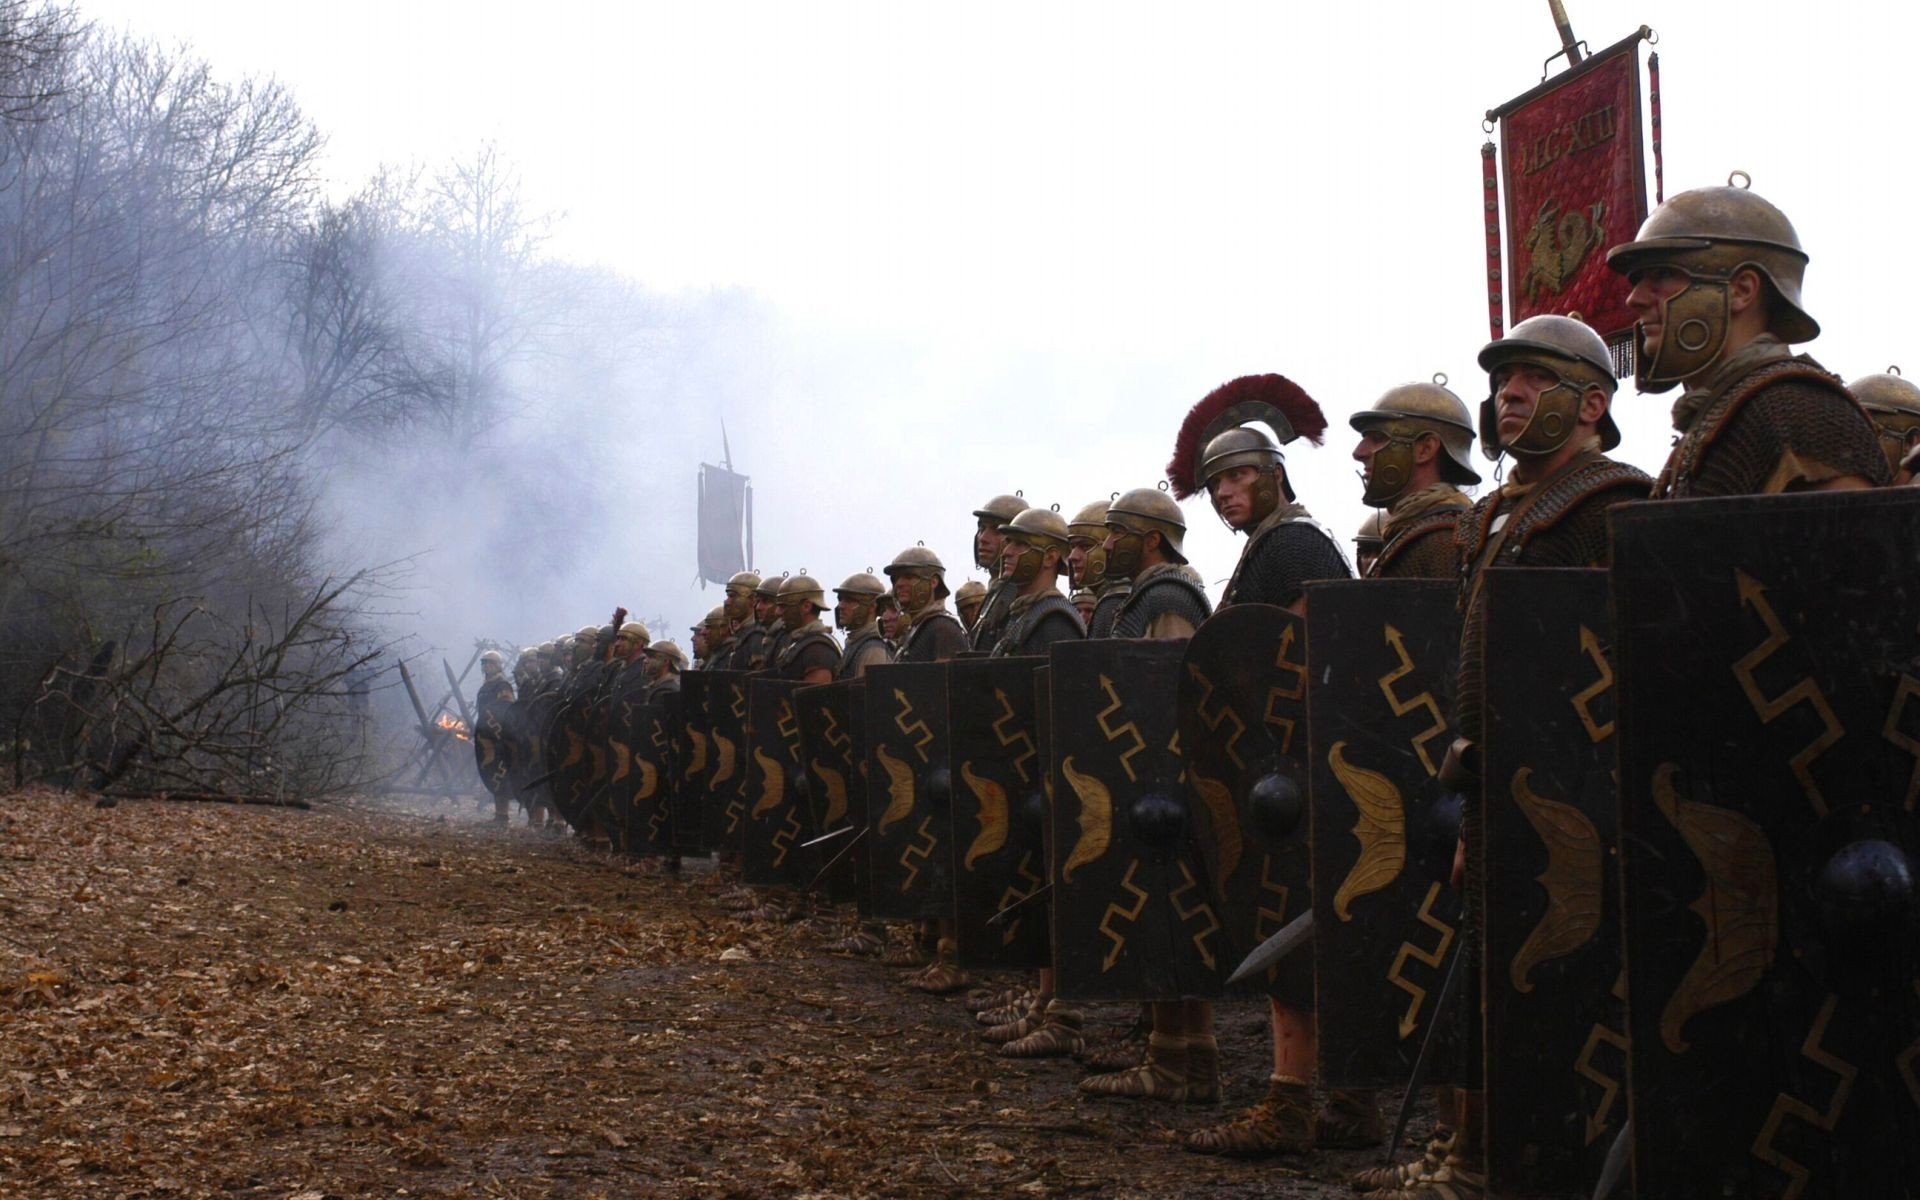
[863,662,954,920]
[1305,579,1462,1088]
[703,670,752,855]
[742,677,814,887]
[796,680,863,905]
[1479,568,1625,1193]
[1049,638,1225,1003]
[949,656,1050,971]
[1179,603,1314,1006]
[1613,490,1920,1199]
[676,672,714,853]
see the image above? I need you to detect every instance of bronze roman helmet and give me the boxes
[1067,499,1111,591]
[1354,508,1386,556]
[1001,507,1072,585]
[1348,374,1481,505]
[1105,486,1188,577]
[972,492,1029,570]
[833,570,886,630]
[1851,367,1920,475]
[884,544,950,612]
[702,605,730,638]
[480,649,506,676]
[953,579,986,616]
[1605,172,1818,392]
[645,640,688,672]
[614,620,651,657]
[776,572,828,620]
[1476,314,1620,460]
[723,571,761,622]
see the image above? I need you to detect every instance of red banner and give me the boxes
[1494,37,1648,345]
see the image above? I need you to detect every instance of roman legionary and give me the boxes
[967,493,1029,650]
[878,544,969,977]
[832,571,894,679]
[728,573,780,671]
[1166,373,1350,1157]
[771,575,840,685]
[700,607,732,670]
[641,640,685,699]
[883,547,969,663]
[1369,316,1652,1200]
[1069,586,1096,626]
[1850,367,1920,485]
[876,590,907,650]
[1072,484,1219,1102]
[1066,498,1130,638]
[1607,175,1887,496]
[1104,487,1211,639]
[714,571,758,668]
[953,580,987,633]
[972,506,1086,1058]
[473,649,517,824]
[1349,379,1478,579]
[989,508,1087,656]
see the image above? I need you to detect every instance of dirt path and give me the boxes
[0,790,1426,1198]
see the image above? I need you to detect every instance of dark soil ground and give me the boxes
[0,790,1433,1198]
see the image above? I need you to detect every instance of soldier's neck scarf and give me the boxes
[1671,333,1791,432]
[1382,482,1468,541]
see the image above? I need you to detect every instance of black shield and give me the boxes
[796,681,863,905]
[1178,604,1314,1004]
[472,686,514,799]
[1048,639,1224,1002]
[863,662,954,920]
[623,695,679,857]
[1613,490,1920,1199]
[1478,568,1626,1192]
[603,673,654,851]
[949,656,1050,971]
[742,677,814,887]
[1305,579,1463,1087]
[675,673,714,853]
[702,670,752,854]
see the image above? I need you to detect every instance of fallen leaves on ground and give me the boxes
[0,788,1412,1197]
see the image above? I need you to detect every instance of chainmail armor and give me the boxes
[993,592,1086,656]
[1657,358,1890,498]
[774,622,839,680]
[969,579,1019,651]
[1111,564,1213,639]
[900,609,969,662]
[836,624,894,679]
[1221,517,1351,609]
[1087,581,1130,638]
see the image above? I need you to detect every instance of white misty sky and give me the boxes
[82,0,1920,637]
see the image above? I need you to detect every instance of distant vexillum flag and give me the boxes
[696,463,752,586]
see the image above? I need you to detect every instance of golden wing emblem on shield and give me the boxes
[811,761,848,826]
[1653,762,1777,1053]
[875,743,915,834]
[1329,740,1406,920]
[1189,773,1243,884]
[686,728,709,777]
[751,748,785,818]
[609,742,631,784]
[1060,755,1112,882]
[634,757,658,802]
[962,760,1009,870]
[710,733,737,788]
[1507,767,1603,993]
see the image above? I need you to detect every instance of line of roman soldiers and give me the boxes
[468,180,1920,1198]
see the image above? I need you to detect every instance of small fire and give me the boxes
[436,713,471,742]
